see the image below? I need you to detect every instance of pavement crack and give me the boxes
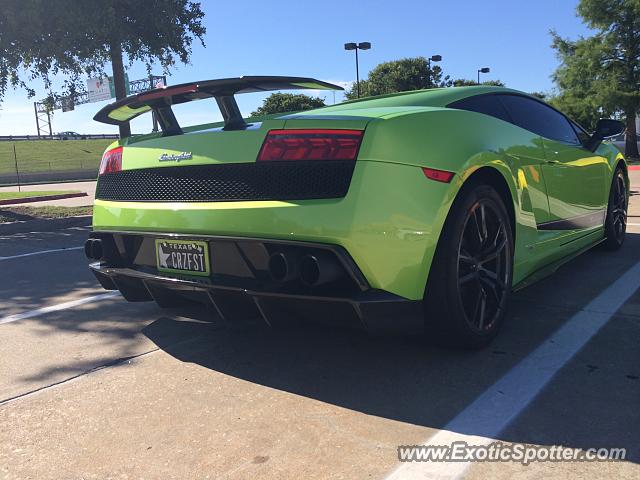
[0,334,207,407]
[0,347,160,407]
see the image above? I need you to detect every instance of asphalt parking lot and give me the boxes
[1,174,639,480]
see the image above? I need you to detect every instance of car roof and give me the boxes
[315,86,528,113]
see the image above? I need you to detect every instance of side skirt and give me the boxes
[512,231,605,292]
[536,210,606,231]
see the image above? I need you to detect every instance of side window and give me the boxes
[448,94,511,123]
[498,95,580,144]
[570,120,590,146]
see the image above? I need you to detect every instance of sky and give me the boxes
[0,0,594,135]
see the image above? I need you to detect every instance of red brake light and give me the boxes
[257,129,364,161]
[422,167,455,183]
[99,146,123,175]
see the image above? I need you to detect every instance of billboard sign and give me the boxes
[87,74,130,103]
[108,74,130,98]
[87,77,112,103]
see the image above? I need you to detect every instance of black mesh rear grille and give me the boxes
[96,160,355,202]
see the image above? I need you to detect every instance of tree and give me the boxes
[250,93,326,116]
[0,1,206,138]
[451,79,506,87]
[529,91,549,100]
[550,33,618,131]
[551,0,640,158]
[344,57,451,100]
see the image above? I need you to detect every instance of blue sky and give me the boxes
[0,0,593,135]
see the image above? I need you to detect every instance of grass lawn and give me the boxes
[0,190,81,200]
[0,206,92,223]
[0,139,113,175]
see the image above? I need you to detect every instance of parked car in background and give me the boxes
[606,132,640,155]
[56,131,87,140]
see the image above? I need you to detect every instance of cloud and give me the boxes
[292,80,353,105]
[301,79,353,96]
[0,106,35,115]
[321,79,354,90]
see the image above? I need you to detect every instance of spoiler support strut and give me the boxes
[216,95,247,131]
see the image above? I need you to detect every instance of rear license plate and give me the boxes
[155,239,210,276]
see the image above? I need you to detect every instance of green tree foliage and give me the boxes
[344,57,451,100]
[529,91,549,100]
[451,79,506,87]
[250,93,326,116]
[343,58,508,100]
[550,34,616,131]
[0,0,206,137]
[551,0,640,157]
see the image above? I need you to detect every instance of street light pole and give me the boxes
[345,42,371,98]
[355,47,360,98]
[426,54,442,88]
[477,67,490,85]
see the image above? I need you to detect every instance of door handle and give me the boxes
[546,159,561,165]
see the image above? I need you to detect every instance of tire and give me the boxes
[601,166,627,251]
[424,183,514,349]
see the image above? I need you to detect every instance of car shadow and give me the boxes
[144,233,640,464]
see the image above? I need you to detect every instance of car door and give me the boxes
[498,94,608,232]
[448,93,552,226]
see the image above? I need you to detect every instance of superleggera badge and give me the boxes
[159,151,193,162]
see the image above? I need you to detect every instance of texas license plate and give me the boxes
[155,239,210,276]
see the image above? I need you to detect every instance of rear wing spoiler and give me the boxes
[93,76,344,135]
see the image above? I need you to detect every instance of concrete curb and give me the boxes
[0,215,92,235]
[0,192,88,206]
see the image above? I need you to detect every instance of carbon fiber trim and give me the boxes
[537,210,606,231]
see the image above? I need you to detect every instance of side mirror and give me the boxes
[586,119,625,151]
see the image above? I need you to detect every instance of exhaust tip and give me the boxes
[299,255,321,286]
[268,253,296,282]
[84,238,103,260]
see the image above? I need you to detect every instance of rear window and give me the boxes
[448,94,511,123]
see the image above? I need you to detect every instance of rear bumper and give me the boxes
[88,232,424,334]
[92,160,456,300]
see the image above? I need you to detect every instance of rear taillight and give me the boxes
[99,146,123,175]
[257,129,363,162]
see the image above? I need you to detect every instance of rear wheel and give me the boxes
[601,167,627,251]
[424,183,514,348]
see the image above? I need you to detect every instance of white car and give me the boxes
[606,132,640,155]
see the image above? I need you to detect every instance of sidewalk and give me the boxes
[0,181,96,207]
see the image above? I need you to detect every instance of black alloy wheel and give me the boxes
[424,183,514,348]
[602,167,627,250]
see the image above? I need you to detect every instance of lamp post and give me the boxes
[344,42,371,98]
[426,54,442,88]
[477,67,490,85]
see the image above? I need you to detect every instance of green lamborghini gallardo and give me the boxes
[86,76,628,347]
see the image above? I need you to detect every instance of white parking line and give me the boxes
[385,260,640,480]
[0,292,120,325]
[0,246,84,261]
